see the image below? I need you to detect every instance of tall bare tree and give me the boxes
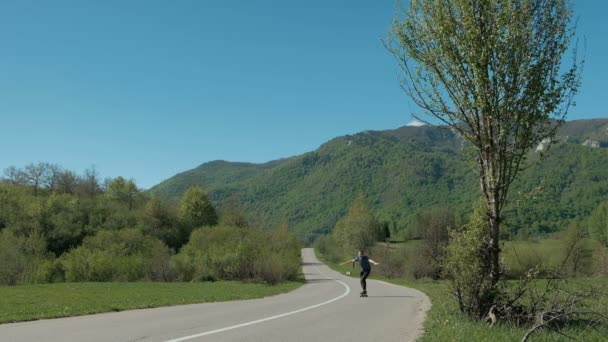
[388,0,582,285]
[2,166,26,186]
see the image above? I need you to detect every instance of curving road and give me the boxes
[0,248,430,342]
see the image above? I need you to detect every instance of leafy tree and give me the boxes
[388,0,582,286]
[43,193,88,255]
[140,197,181,249]
[106,177,140,210]
[589,202,608,247]
[219,196,248,228]
[334,193,383,253]
[178,186,218,231]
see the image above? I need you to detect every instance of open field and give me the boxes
[0,281,303,324]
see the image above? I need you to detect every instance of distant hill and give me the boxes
[150,119,608,242]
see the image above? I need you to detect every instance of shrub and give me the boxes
[371,244,408,279]
[62,229,173,282]
[174,225,301,284]
[403,246,436,280]
[313,234,342,263]
[560,222,594,277]
[444,202,498,318]
[34,259,65,283]
[415,208,454,279]
[0,230,48,285]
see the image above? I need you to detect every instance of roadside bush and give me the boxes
[34,259,65,283]
[253,227,301,284]
[415,208,454,279]
[403,246,436,280]
[444,202,498,318]
[313,234,341,264]
[62,229,173,282]
[174,225,301,284]
[0,230,48,285]
[371,244,408,279]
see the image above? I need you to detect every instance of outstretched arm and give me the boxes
[369,259,380,266]
[339,259,355,265]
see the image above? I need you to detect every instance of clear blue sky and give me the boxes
[1,1,606,189]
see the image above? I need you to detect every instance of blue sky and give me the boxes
[1,1,606,189]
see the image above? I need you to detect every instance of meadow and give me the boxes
[0,281,303,323]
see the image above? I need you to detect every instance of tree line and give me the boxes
[0,163,300,286]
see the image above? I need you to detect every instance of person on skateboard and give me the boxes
[340,250,379,297]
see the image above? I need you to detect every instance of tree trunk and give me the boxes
[480,151,501,287]
[488,207,501,286]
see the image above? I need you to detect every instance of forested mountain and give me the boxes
[150,119,608,242]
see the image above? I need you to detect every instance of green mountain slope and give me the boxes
[150,119,608,242]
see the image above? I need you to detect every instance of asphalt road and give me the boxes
[0,248,430,342]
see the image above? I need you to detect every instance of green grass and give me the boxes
[0,281,303,324]
[318,250,608,341]
[503,238,605,268]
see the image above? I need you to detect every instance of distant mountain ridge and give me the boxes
[150,118,608,242]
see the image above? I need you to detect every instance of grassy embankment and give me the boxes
[317,242,608,342]
[0,281,303,324]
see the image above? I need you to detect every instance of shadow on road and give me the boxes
[365,296,414,298]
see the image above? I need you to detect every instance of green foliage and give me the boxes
[0,230,48,285]
[139,197,182,250]
[178,186,218,233]
[105,177,142,210]
[507,143,608,238]
[174,225,300,284]
[589,201,608,246]
[313,234,342,264]
[0,182,146,256]
[389,0,582,288]
[62,229,173,282]
[218,196,249,228]
[33,259,65,283]
[148,121,608,242]
[371,243,410,279]
[333,194,383,254]
[415,208,454,279]
[560,222,594,277]
[444,202,497,318]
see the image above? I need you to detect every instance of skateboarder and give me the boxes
[340,250,379,297]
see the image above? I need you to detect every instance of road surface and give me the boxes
[0,248,430,342]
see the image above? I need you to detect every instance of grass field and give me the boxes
[318,249,608,342]
[0,281,303,324]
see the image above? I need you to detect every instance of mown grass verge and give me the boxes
[317,249,608,341]
[0,281,303,324]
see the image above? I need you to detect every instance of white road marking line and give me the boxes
[163,265,350,342]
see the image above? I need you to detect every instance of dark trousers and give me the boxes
[360,270,370,291]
